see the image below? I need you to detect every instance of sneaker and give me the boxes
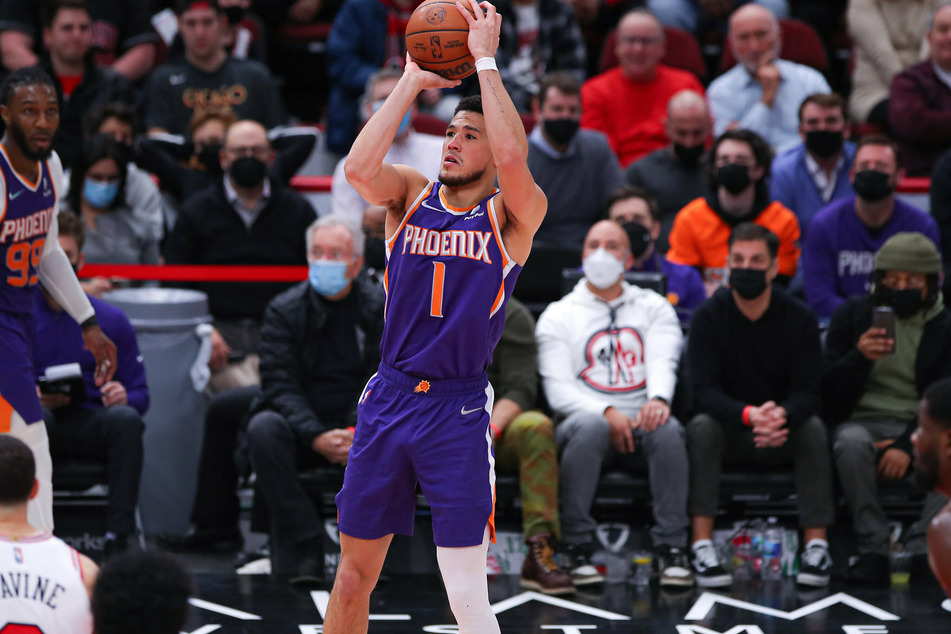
[690,540,733,588]
[845,552,890,588]
[796,542,832,587]
[655,544,694,587]
[563,542,604,586]
[520,536,574,595]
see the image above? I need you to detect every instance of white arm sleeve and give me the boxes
[36,152,94,324]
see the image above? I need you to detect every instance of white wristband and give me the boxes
[475,57,498,73]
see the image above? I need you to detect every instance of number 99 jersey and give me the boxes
[381,181,522,380]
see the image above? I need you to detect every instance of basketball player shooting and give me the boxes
[323,1,547,632]
[0,67,116,534]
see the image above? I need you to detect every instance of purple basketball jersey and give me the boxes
[381,181,522,379]
[0,146,56,315]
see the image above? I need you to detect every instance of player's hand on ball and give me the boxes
[457,0,500,61]
[404,54,461,90]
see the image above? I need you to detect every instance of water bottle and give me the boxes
[762,517,783,580]
[630,552,653,587]
[750,518,766,577]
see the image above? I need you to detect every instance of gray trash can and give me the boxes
[103,288,212,537]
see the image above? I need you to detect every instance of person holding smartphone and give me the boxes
[821,231,951,588]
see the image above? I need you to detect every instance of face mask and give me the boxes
[672,142,704,167]
[83,178,119,208]
[853,169,894,203]
[229,156,267,188]
[621,221,651,258]
[804,130,843,159]
[729,267,769,300]
[309,260,351,297]
[222,5,246,25]
[882,287,923,318]
[542,118,580,146]
[582,247,625,289]
[197,142,223,173]
[715,163,752,195]
[364,237,386,270]
[373,100,412,137]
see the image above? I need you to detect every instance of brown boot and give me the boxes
[520,535,574,595]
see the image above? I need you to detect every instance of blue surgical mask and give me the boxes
[309,260,350,296]
[373,100,412,137]
[83,178,119,208]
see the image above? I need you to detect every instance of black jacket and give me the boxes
[821,295,951,454]
[252,278,384,451]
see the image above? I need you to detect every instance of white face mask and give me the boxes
[582,247,625,289]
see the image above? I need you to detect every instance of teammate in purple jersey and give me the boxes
[0,66,116,533]
[324,2,547,632]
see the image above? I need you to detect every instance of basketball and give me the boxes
[405,0,476,80]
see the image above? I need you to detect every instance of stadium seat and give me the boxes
[599,26,707,81]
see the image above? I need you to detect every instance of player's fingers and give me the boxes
[464,0,482,20]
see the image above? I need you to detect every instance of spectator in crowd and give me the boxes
[332,67,443,225]
[164,120,316,392]
[63,135,161,270]
[0,435,98,632]
[801,136,940,319]
[161,0,267,63]
[83,103,165,250]
[648,0,789,34]
[92,550,192,634]
[325,0,424,154]
[39,0,135,170]
[145,0,285,137]
[246,215,383,586]
[529,71,624,248]
[822,232,951,587]
[493,0,587,113]
[580,9,704,167]
[0,0,155,81]
[847,0,937,129]
[33,212,146,559]
[537,219,693,588]
[667,129,800,295]
[607,187,706,324]
[687,223,835,588]
[910,377,951,597]
[889,3,951,176]
[708,4,831,154]
[626,89,710,252]
[770,93,856,240]
[491,296,574,593]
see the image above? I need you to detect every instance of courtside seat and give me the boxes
[52,458,108,492]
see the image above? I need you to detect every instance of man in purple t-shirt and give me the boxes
[802,136,940,318]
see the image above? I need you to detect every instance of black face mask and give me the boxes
[672,142,704,167]
[542,118,579,146]
[881,287,924,318]
[222,5,247,25]
[364,237,386,271]
[853,170,894,203]
[729,267,769,299]
[229,156,267,188]
[804,130,844,159]
[715,163,752,195]
[197,142,223,173]
[621,221,652,258]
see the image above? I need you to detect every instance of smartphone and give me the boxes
[871,306,896,355]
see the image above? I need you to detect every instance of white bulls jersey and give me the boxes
[0,533,92,634]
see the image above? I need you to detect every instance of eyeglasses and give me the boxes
[617,36,662,47]
[224,145,269,158]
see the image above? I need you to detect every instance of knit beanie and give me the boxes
[874,232,941,274]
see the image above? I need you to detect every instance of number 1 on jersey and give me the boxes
[430,261,445,318]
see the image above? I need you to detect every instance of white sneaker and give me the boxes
[691,540,733,588]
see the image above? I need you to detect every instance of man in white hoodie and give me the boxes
[536,219,692,587]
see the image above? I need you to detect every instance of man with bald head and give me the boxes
[708,3,830,154]
[889,3,951,176]
[581,9,704,167]
[626,89,710,252]
[165,119,317,390]
[537,219,692,587]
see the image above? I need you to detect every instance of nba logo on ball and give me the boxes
[426,7,447,24]
[406,0,477,79]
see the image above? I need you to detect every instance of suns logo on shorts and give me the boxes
[414,380,431,394]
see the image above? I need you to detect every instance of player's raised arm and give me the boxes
[459,0,547,263]
[344,61,459,218]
